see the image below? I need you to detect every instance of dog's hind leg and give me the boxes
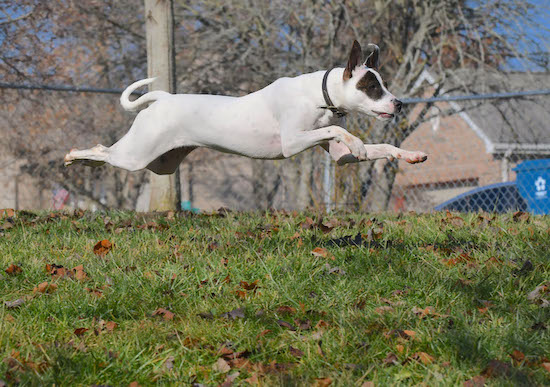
[64,144,110,167]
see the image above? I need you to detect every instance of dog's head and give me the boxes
[341,40,402,120]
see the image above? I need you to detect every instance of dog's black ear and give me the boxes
[364,44,380,70]
[343,40,362,81]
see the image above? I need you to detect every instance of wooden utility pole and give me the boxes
[144,0,180,211]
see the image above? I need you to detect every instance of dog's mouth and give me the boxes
[373,111,394,119]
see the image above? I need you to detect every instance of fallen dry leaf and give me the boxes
[542,362,550,373]
[5,264,22,275]
[35,282,58,294]
[510,350,525,365]
[240,280,259,291]
[73,265,89,281]
[152,308,175,321]
[513,211,530,222]
[527,283,550,307]
[220,372,240,387]
[289,346,303,358]
[311,247,334,260]
[74,328,88,336]
[276,305,296,314]
[276,320,296,331]
[0,208,15,218]
[93,239,113,256]
[383,352,399,366]
[212,357,231,373]
[313,377,332,387]
[412,351,435,365]
[463,375,486,387]
[4,298,25,309]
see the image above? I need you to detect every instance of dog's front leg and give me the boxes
[281,125,367,160]
[323,141,427,165]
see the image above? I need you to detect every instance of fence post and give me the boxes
[144,0,180,211]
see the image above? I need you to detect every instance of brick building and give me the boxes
[392,70,550,211]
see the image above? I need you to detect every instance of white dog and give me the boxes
[65,41,427,174]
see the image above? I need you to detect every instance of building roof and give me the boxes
[414,70,550,154]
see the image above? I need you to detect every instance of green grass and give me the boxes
[1,210,549,386]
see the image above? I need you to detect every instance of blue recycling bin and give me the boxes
[513,159,550,215]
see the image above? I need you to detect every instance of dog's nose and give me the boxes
[393,99,403,113]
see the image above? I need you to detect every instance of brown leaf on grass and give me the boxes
[85,287,103,297]
[527,283,550,307]
[448,216,465,228]
[510,350,525,365]
[244,373,259,385]
[311,247,334,260]
[277,320,296,331]
[97,320,118,333]
[384,329,415,340]
[276,305,296,314]
[513,211,530,222]
[463,375,486,387]
[412,351,435,365]
[411,306,437,318]
[289,346,303,358]
[0,208,15,218]
[313,377,332,387]
[240,280,259,291]
[295,319,312,330]
[5,264,22,275]
[34,282,58,294]
[73,265,89,281]
[128,382,141,387]
[383,352,399,366]
[361,382,374,387]
[318,218,340,233]
[74,328,88,336]
[542,362,550,373]
[300,217,315,230]
[93,239,113,256]
[4,298,25,309]
[212,357,231,373]
[152,308,175,321]
[220,372,240,387]
[256,329,272,339]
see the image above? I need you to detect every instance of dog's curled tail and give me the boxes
[120,78,170,111]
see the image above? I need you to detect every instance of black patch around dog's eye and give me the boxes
[356,71,384,100]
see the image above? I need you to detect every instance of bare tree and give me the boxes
[1,0,547,210]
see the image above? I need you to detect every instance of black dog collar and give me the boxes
[320,68,347,118]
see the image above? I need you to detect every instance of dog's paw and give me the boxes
[402,151,428,164]
[64,151,75,166]
[345,136,367,160]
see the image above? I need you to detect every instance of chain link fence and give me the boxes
[1,84,549,214]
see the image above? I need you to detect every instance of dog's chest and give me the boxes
[314,110,342,128]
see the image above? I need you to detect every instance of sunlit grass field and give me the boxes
[1,210,549,385]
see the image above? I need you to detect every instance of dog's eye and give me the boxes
[369,84,378,90]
